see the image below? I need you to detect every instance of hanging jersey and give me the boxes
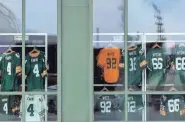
[0,54,3,85]
[0,52,21,91]
[0,95,13,121]
[97,47,121,83]
[94,95,122,121]
[119,95,143,121]
[173,44,185,71]
[25,51,47,91]
[146,48,167,88]
[170,44,185,87]
[20,95,48,122]
[0,95,9,115]
[160,95,185,121]
[123,47,147,87]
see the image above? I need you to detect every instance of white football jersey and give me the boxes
[20,95,48,122]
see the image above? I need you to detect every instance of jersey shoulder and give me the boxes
[40,51,45,57]
[14,52,20,59]
[0,54,5,61]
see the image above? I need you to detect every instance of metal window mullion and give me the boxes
[94,91,185,95]
[143,33,147,121]
[57,0,62,122]
[21,0,26,122]
[44,33,48,122]
[0,45,45,47]
[93,32,185,36]
[124,0,128,122]
[88,0,93,122]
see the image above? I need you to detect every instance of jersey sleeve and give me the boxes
[39,95,48,118]
[146,49,153,71]
[25,55,31,75]
[42,54,47,71]
[97,49,105,68]
[41,53,47,78]
[15,53,22,74]
[19,97,22,118]
[139,49,147,68]
[163,55,169,70]
[179,96,185,116]
[0,54,4,69]
[136,95,144,112]
[160,95,167,116]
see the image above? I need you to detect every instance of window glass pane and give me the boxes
[126,35,145,92]
[0,95,21,121]
[93,0,124,92]
[25,0,57,92]
[146,37,185,91]
[127,94,144,121]
[0,0,22,33]
[0,0,22,93]
[48,95,57,121]
[20,94,57,122]
[147,94,185,121]
[94,94,124,121]
[129,0,185,92]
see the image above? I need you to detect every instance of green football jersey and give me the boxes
[124,47,147,87]
[160,94,185,121]
[25,51,46,91]
[94,95,122,121]
[0,95,12,121]
[119,95,143,121]
[146,48,167,88]
[0,52,21,91]
[173,44,185,86]
[0,95,9,115]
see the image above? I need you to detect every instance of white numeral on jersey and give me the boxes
[3,103,8,114]
[129,57,136,71]
[168,99,180,112]
[7,62,11,75]
[33,64,40,77]
[152,58,163,69]
[176,57,185,70]
[100,101,111,113]
[128,101,136,112]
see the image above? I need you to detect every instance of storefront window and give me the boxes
[0,0,60,121]
[93,0,185,121]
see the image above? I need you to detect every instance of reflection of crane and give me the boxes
[152,3,166,41]
[0,2,20,32]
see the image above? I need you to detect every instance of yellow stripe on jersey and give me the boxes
[16,66,22,74]
[140,60,147,68]
[160,110,166,116]
[180,108,185,116]
[119,63,124,68]
[41,70,47,77]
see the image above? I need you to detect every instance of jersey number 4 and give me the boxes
[33,64,40,77]
[7,62,11,75]
[3,103,8,114]
[27,104,34,116]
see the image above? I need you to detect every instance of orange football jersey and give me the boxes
[97,47,121,83]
